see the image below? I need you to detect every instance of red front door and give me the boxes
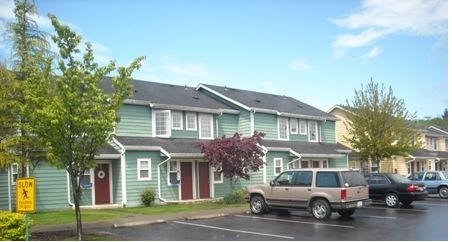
[199,162,210,199]
[95,163,110,204]
[180,162,193,200]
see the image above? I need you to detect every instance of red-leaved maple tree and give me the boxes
[199,132,265,190]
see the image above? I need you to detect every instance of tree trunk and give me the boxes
[71,176,83,241]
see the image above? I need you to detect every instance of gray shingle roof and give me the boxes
[98,145,120,155]
[200,84,335,119]
[115,136,205,154]
[261,140,351,156]
[101,78,235,111]
[411,149,448,159]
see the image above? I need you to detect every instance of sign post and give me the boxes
[16,177,36,241]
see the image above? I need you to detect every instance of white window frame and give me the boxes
[154,110,171,138]
[137,158,151,181]
[186,112,197,131]
[274,158,283,175]
[308,121,318,142]
[167,160,180,186]
[213,170,223,184]
[11,163,19,185]
[171,111,183,130]
[199,113,214,139]
[290,118,298,134]
[278,117,289,140]
[299,119,307,134]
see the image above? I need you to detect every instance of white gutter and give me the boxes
[216,112,223,138]
[250,111,255,136]
[157,148,171,203]
[287,149,301,169]
[67,172,75,207]
[299,153,345,158]
[112,137,127,207]
[150,103,239,115]
[8,167,11,211]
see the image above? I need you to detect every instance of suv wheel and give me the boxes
[438,186,448,199]
[385,193,399,208]
[337,209,355,218]
[310,199,331,220]
[250,195,267,214]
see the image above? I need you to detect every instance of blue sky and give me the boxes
[0,0,448,118]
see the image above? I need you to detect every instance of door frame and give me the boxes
[179,161,196,200]
[93,161,113,205]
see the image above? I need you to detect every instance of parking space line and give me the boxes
[414,202,448,207]
[358,215,396,219]
[235,215,354,229]
[363,206,427,212]
[173,221,295,240]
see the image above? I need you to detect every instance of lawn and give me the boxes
[30,202,247,226]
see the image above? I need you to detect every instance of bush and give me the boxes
[223,189,246,204]
[141,188,156,207]
[0,211,32,240]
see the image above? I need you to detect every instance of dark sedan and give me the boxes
[365,173,428,207]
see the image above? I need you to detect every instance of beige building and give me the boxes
[327,105,448,176]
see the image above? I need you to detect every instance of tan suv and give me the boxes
[245,168,372,220]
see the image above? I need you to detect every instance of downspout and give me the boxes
[157,148,171,203]
[216,112,223,138]
[250,110,255,136]
[8,167,12,211]
[67,172,74,207]
[287,149,302,170]
[112,138,127,207]
[258,144,268,183]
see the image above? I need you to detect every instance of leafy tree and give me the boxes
[343,80,420,172]
[29,15,144,240]
[0,0,51,174]
[199,132,265,191]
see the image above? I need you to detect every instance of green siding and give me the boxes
[289,133,309,142]
[320,120,336,143]
[238,110,251,136]
[159,163,179,201]
[254,113,277,139]
[31,162,69,211]
[112,160,122,204]
[265,151,292,183]
[124,151,162,206]
[171,130,198,139]
[328,157,348,168]
[218,113,238,137]
[116,104,152,137]
[0,169,10,210]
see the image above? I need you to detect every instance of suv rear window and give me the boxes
[316,172,340,187]
[342,171,367,187]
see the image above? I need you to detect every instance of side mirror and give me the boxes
[270,180,275,186]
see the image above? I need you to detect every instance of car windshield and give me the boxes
[388,173,411,183]
[342,171,367,186]
[440,171,448,179]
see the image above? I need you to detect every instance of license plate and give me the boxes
[357,201,363,207]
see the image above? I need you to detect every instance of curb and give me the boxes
[185,213,226,221]
[112,219,166,228]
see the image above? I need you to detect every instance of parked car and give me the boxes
[408,171,448,199]
[244,168,372,220]
[365,173,428,208]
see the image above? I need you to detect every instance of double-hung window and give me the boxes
[308,121,318,142]
[168,161,179,185]
[137,158,151,180]
[11,163,19,185]
[290,118,298,134]
[274,158,283,175]
[186,112,197,131]
[172,111,183,130]
[278,117,289,140]
[299,119,307,134]
[154,110,171,137]
[213,170,223,183]
[199,113,214,139]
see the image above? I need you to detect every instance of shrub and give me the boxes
[0,211,32,240]
[223,189,246,204]
[141,188,156,207]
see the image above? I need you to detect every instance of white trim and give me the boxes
[7,167,11,211]
[290,118,298,134]
[277,117,289,141]
[154,110,171,138]
[199,113,214,140]
[157,148,171,203]
[167,160,180,186]
[112,137,127,206]
[299,119,307,135]
[274,158,283,175]
[150,102,239,115]
[171,111,183,130]
[308,120,318,142]
[250,112,255,136]
[137,158,152,181]
[10,163,19,185]
[212,169,223,184]
[186,112,197,131]
[196,84,251,111]
[428,126,448,135]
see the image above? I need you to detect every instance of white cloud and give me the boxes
[162,57,208,78]
[357,46,382,64]
[289,59,312,71]
[332,0,447,58]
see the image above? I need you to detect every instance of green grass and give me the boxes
[30,202,247,226]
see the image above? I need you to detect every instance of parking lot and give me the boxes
[107,197,448,241]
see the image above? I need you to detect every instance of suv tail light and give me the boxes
[407,184,417,192]
[341,188,347,201]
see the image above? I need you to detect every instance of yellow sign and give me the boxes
[16,177,36,213]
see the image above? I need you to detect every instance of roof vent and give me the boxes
[169,84,174,87]
[192,96,199,100]
[185,85,188,90]
[224,85,228,91]
[134,90,138,93]
[255,99,261,103]
[298,105,303,109]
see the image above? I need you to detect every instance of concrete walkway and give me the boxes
[32,206,249,233]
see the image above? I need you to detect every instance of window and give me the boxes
[11,163,19,185]
[278,117,289,140]
[172,111,183,130]
[199,114,214,139]
[80,169,92,189]
[213,170,223,183]
[316,172,339,187]
[186,112,197,131]
[308,121,318,142]
[427,137,438,150]
[168,160,179,185]
[293,171,312,186]
[274,158,283,175]
[299,119,307,134]
[274,171,294,186]
[137,158,151,180]
[154,110,171,137]
[290,118,298,134]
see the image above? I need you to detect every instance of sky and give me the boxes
[0,0,448,119]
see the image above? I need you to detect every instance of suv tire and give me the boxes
[250,195,268,214]
[310,199,331,220]
[337,209,355,218]
[438,186,447,199]
[385,193,399,208]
